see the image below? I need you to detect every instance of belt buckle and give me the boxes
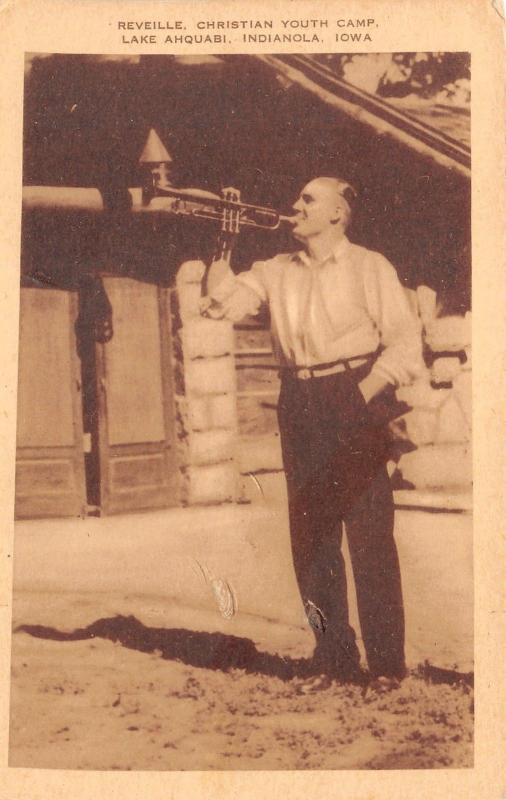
[298,367,313,380]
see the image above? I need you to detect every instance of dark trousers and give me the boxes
[277,364,406,678]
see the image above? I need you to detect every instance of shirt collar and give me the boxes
[293,235,350,268]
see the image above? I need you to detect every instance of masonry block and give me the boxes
[425,313,471,352]
[402,408,439,446]
[185,462,238,505]
[434,395,471,444]
[431,357,463,385]
[182,318,234,359]
[185,395,237,432]
[176,282,202,321]
[397,376,450,411]
[185,356,236,396]
[176,259,206,287]
[209,393,238,430]
[397,443,472,490]
[187,397,213,431]
[189,429,236,466]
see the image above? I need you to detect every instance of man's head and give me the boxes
[290,177,356,242]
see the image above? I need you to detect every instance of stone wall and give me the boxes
[393,288,472,494]
[171,261,239,505]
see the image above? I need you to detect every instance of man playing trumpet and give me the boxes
[201,177,422,685]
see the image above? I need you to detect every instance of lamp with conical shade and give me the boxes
[139,128,172,164]
[139,128,173,205]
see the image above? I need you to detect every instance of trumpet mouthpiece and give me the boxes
[280,215,298,227]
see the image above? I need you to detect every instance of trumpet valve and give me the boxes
[221,186,241,233]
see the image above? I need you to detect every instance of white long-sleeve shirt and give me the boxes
[203,236,423,387]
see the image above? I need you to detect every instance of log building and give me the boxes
[17,54,471,518]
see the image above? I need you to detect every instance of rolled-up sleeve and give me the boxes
[365,256,423,387]
[200,261,268,323]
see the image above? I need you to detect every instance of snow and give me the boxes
[10,593,473,770]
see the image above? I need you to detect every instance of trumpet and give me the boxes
[149,182,295,232]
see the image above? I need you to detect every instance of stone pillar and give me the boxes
[170,261,239,505]
[393,297,472,493]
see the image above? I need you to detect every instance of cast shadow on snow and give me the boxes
[15,615,308,681]
[14,615,473,688]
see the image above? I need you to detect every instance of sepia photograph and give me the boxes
[10,49,474,771]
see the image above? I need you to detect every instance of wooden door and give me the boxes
[96,277,178,514]
[15,288,87,518]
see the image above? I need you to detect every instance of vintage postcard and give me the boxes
[0,0,505,798]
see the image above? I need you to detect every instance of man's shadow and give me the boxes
[14,617,474,688]
[14,615,308,681]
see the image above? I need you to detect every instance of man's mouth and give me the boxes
[290,214,304,227]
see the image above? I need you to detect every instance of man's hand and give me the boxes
[199,296,225,320]
[358,371,389,405]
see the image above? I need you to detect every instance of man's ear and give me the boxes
[330,207,342,225]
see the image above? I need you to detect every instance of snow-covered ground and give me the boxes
[10,592,473,771]
[9,476,473,771]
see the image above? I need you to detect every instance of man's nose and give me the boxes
[292,197,303,212]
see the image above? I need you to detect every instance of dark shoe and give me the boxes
[294,674,334,694]
[368,675,402,693]
[334,663,369,686]
[310,653,367,686]
[367,662,407,692]
[369,663,407,681]
[294,665,368,694]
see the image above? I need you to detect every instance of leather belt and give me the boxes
[283,355,373,381]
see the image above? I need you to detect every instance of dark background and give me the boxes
[22,53,471,312]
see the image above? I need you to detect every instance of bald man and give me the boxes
[202,177,422,685]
